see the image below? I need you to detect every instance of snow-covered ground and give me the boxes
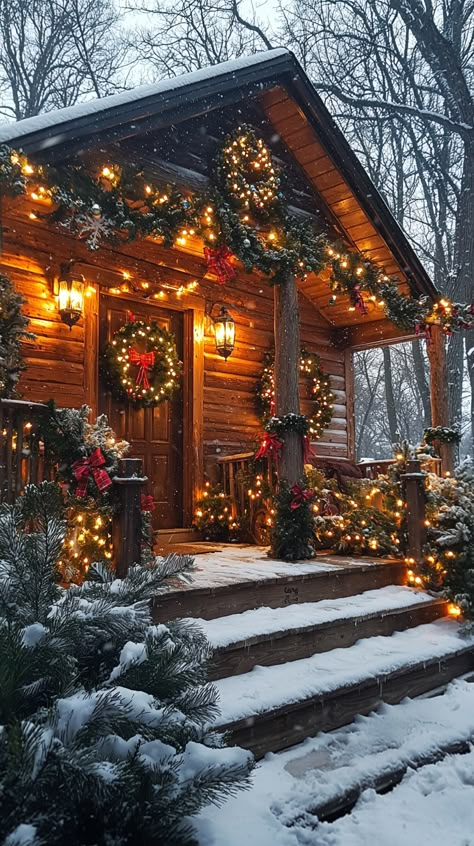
[196,680,474,846]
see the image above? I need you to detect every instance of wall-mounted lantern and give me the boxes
[57,263,85,328]
[212,306,235,360]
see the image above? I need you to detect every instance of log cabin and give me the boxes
[2,50,472,760]
[0,47,450,544]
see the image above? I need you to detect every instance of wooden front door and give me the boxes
[99,295,184,529]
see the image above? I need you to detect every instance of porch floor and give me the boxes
[152,544,407,623]
[156,543,395,591]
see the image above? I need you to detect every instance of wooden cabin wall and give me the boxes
[202,278,351,477]
[1,200,351,483]
[0,224,89,408]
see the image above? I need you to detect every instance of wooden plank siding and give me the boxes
[260,87,414,330]
[1,196,351,498]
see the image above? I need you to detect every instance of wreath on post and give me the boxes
[256,349,334,440]
[101,314,182,407]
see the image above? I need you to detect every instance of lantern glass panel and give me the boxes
[214,308,235,359]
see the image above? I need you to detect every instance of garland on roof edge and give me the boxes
[1,128,473,336]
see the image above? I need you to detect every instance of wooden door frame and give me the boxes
[86,290,204,528]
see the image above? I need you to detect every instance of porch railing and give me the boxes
[217,451,430,562]
[360,457,442,479]
[0,398,52,502]
[0,399,145,577]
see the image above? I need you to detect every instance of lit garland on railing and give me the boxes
[2,128,473,334]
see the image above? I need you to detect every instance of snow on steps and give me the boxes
[153,549,407,622]
[195,679,474,846]
[214,619,474,758]
[280,679,474,824]
[197,586,448,679]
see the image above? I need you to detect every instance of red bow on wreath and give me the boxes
[72,448,112,498]
[204,244,236,285]
[129,348,155,390]
[141,493,155,512]
[290,482,313,510]
[255,431,283,463]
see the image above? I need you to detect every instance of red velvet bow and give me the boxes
[129,348,155,390]
[352,284,368,315]
[290,482,313,510]
[141,493,155,512]
[415,321,432,346]
[72,448,112,498]
[204,244,236,285]
[255,431,283,462]
[303,435,317,464]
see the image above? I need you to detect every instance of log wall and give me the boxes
[0,199,351,486]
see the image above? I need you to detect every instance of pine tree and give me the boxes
[0,482,253,845]
[0,273,33,398]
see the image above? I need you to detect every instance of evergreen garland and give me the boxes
[423,426,462,445]
[0,273,34,397]
[0,482,253,845]
[35,402,129,581]
[2,128,472,334]
[256,349,334,439]
[270,479,315,561]
[265,413,310,436]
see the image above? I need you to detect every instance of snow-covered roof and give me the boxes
[0,48,290,147]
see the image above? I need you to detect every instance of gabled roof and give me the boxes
[0,49,291,151]
[0,47,437,307]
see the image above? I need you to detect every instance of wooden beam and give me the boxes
[344,349,355,460]
[427,325,455,474]
[274,275,303,485]
[342,319,419,350]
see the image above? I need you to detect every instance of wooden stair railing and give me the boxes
[0,398,52,503]
[217,451,255,518]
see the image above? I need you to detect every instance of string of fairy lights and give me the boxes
[1,128,473,332]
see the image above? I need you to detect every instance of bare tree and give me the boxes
[128,0,266,78]
[0,0,126,120]
[280,0,474,445]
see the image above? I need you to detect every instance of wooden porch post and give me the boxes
[112,457,146,578]
[427,325,455,475]
[274,276,304,485]
[401,458,427,563]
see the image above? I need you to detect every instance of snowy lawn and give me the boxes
[196,680,474,846]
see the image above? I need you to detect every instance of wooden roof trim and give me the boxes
[280,70,436,300]
[1,47,436,304]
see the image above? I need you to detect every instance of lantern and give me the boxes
[57,265,85,328]
[213,306,235,360]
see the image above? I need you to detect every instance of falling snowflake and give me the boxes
[59,205,116,250]
[75,211,116,250]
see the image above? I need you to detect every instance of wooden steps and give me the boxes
[220,643,474,758]
[153,558,407,622]
[155,527,202,549]
[209,596,448,680]
[153,547,474,762]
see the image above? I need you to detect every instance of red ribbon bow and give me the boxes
[129,348,155,390]
[290,482,314,510]
[415,322,432,346]
[255,431,283,462]
[352,284,368,315]
[141,493,155,512]
[204,244,236,285]
[72,448,112,498]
